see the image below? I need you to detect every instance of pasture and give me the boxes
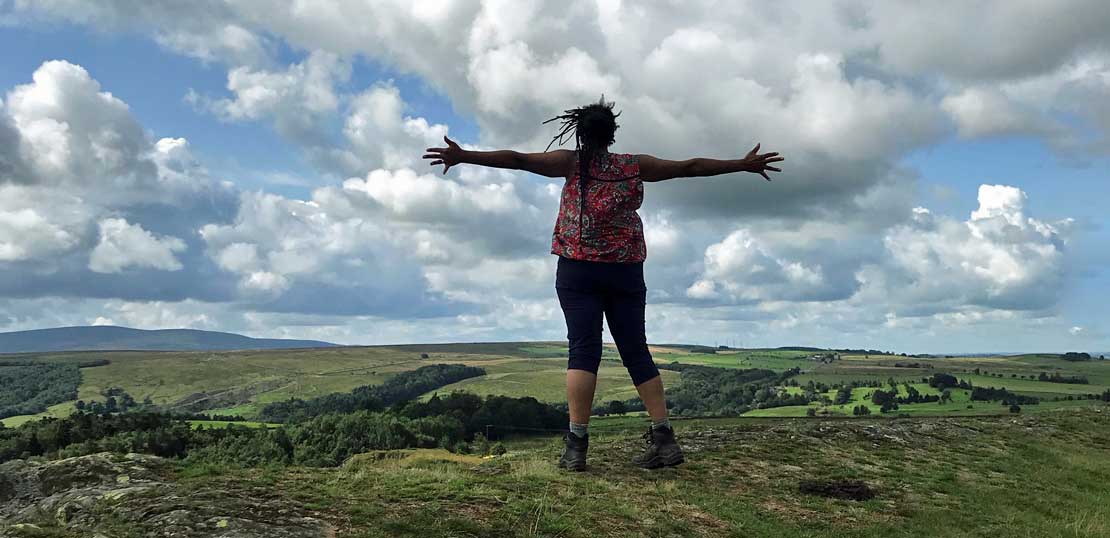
[3,344,1107,427]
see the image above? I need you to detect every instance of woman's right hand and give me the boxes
[742,143,784,181]
[423,136,465,175]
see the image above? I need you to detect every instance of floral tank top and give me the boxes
[551,150,646,263]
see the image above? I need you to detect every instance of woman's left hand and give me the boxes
[423,136,464,174]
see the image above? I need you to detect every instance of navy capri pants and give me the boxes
[555,255,660,386]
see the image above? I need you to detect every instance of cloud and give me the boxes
[0,60,237,302]
[684,183,1073,327]
[155,23,272,67]
[4,60,153,188]
[941,87,1062,139]
[2,3,1105,351]
[88,218,187,273]
[0,200,81,262]
[341,82,450,171]
[198,189,466,316]
[862,1,1110,81]
[874,185,1071,313]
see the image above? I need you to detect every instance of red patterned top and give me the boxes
[551,150,646,263]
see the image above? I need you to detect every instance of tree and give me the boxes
[940,390,952,404]
[1009,404,1021,414]
[472,433,491,456]
[806,408,817,417]
[607,400,627,416]
[929,373,959,390]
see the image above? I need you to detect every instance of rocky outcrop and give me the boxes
[0,452,330,538]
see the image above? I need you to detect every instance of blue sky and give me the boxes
[1,2,1107,353]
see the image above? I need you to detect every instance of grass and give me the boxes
[753,378,1107,418]
[421,358,681,403]
[160,407,1110,538]
[187,420,280,430]
[4,345,1107,427]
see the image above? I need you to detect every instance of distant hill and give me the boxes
[0,326,338,353]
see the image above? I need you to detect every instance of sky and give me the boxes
[0,1,1108,353]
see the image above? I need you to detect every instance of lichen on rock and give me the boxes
[0,452,329,538]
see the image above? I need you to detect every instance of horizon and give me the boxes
[1,324,1106,357]
[1,2,1108,353]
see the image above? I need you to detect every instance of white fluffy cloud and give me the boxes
[88,218,186,273]
[685,184,1072,328]
[877,185,1071,313]
[0,202,80,262]
[341,83,450,171]
[0,60,239,305]
[2,2,1105,350]
[4,60,153,188]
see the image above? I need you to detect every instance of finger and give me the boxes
[423,153,441,159]
[760,170,770,181]
[430,160,444,166]
[754,143,760,153]
[426,147,445,153]
[444,135,458,147]
[765,156,785,163]
[766,166,781,172]
[443,164,452,174]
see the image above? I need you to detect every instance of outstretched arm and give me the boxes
[638,143,784,182]
[423,136,574,178]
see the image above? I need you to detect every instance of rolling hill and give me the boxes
[0,325,337,353]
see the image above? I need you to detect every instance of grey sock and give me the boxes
[652,418,671,431]
[569,421,589,438]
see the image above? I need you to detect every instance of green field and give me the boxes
[1,342,698,425]
[187,420,280,430]
[4,344,1108,427]
[751,353,1110,418]
[421,357,681,403]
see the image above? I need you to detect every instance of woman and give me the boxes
[423,97,783,471]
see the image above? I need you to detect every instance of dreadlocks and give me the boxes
[543,96,621,242]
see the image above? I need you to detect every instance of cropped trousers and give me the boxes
[555,255,660,386]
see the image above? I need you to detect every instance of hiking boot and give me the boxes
[558,432,588,472]
[633,424,684,469]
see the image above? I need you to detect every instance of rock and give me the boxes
[0,453,330,538]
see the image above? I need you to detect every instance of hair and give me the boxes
[542,96,621,226]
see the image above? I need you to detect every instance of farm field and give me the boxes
[750,353,1110,418]
[420,357,681,403]
[0,342,702,425]
[4,344,1108,427]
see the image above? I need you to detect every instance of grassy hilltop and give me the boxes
[4,410,1107,537]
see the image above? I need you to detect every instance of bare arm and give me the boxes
[423,136,573,178]
[639,143,784,182]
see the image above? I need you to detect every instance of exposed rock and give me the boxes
[0,453,329,538]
